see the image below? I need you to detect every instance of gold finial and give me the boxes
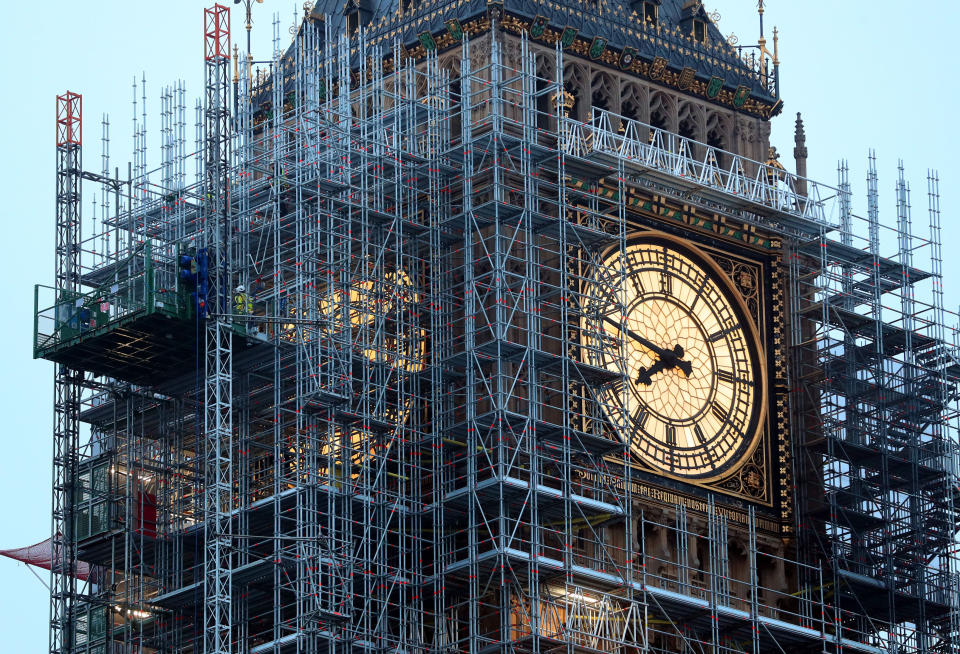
[773,26,780,66]
[757,0,766,45]
[233,44,240,83]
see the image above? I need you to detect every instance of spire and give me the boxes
[794,112,808,195]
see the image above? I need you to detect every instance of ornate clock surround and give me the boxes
[584,199,791,533]
[595,232,769,485]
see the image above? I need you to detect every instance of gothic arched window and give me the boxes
[678,101,704,142]
[591,71,617,118]
[535,53,555,131]
[563,63,589,122]
[440,58,462,144]
[649,91,675,133]
[706,110,731,167]
[621,83,645,124]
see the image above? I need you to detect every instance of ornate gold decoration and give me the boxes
[383,20,779,119]
[649,56,668,80]
[552,90,574,117]
[769,260,792,529]
[233,44,240,83]
[765,146,787,183]
[772,26,780,66]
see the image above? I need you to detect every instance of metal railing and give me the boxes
[34,242,185,356]
[559,109,843,229]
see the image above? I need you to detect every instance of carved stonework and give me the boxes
[516,36,770,161]
[470,37,491,69]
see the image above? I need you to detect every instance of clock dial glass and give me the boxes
[353,270,425,373]
[590,235,764,480]
[318,269,425,373]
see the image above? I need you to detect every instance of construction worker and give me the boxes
[234,284,252,316]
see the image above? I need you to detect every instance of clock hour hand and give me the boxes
[636,349,693,385]
[636,358,667,385]
[675,356,693,378]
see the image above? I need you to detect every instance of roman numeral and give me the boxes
[689,284,704,311]
[665,424,676,448]
[660,250,672,295]
[717,369,735,384]
[660,271,672,296]
[694,424,717,463]
[709,325,740,342]
[636,409,649,429]
[711,402,729,424]
[693,424,707,445]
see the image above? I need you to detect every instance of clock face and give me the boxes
[318,269,425,373]
[587,234,765,480]
[352,270,425,373]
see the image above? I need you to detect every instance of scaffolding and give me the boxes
[34,6,959,654]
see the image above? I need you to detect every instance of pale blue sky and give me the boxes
[1,1,958,650]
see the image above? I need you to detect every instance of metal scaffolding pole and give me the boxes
[51,90,82,654]
[202,5,233,654]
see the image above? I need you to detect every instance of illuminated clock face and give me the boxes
[318,269,425,373]
[589,235,765,480]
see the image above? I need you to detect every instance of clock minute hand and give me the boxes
[601,315,670,359]
[601,315,693,380]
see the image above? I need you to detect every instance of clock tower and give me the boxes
[32,2,958,653]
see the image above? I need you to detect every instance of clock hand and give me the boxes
[601,315,694,379]
[636,358,667,386]
[601,315,670,359]
[636,351,694,385]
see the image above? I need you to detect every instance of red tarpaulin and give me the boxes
[0,538,91,581]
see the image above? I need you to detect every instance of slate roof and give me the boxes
[266,1,779,117]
